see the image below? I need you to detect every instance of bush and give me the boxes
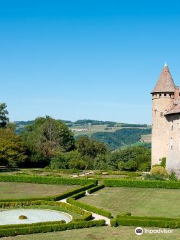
[150,166,168,178]
[161,157,166,168]
[87,185,105,194]
[115,215,180,228]
[169,172,178,181]
[0,174,97,186]
[67,198,112,218]
[144,173,165,181]
[104,179,180,189]
[0,220,106,237]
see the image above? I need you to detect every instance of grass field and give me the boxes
[0,182,78,200]
[2,226,180,240]
[79,187,180,218]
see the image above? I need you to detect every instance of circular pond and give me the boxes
[0,209,72,225]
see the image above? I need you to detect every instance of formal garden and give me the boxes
[1,104,180,239]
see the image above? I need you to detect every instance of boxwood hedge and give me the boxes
[67,197,112,218]
[0,219,106,237]
[112,215,180,228]
[104,179,180,189]
[0,175,97,186]
[87,185,105,194]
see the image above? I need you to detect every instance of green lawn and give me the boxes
[0,182,78,199]
[79,187,180,218]
[2,226,180,240]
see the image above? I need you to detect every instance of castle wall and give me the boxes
[166,114,180,177]
[151,93,174,166]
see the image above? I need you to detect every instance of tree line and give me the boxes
[0,103,151,171]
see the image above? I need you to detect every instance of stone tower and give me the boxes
[151,64,176,166]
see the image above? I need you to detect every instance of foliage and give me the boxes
[114,215,180,228]
[22,116,75,167]
[150,166,168,178]
[76,136,107,158]
[0,175,97,187]
[0,219,105,237]
[92,128,151,150]
[121,123,148,128]
[67,197,112,218]
[169,171,178,181]
[161,157,166,168]
[0,103,9,128]
[144,173,165,181]
[0,129,28,167]
[87,185,105,194]
[104,178,180,189]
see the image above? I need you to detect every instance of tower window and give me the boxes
[170,137,173,150]
[171,121,173,130]
[164,93,166,96]
[159,94,162,97]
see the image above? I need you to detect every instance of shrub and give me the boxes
[150,166,168,178]
[0,220,106,237]
[87,185,105,194]
[144,173,165,181]
[115,215,180,228]
[0,175,97,186]
[19,215,28,220]
[67,198,112,218]
[104,179,180,189]
[161,157,166,168]
[169,171,178,181]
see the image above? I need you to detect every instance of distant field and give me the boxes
[0,182,78,199]
[141,134,151,143]
[3,226,180,240]
[79,187,180,218]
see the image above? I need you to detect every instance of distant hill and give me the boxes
[14,119,151,150]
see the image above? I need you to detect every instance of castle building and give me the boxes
[151,64,180,177]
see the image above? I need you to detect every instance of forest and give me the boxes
[0,103,151,172]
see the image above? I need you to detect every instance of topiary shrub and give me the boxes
[19,215,28,220]
[150,166,168,178]
[161,157,166,168]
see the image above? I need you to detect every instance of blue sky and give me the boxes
[1,0,180,124]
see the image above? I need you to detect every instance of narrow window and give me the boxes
[170,137,173,150]
[171,121,173,130]
[160,112,163,117]
[164,93,166,96]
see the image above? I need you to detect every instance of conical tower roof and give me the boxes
[152,64,176,93]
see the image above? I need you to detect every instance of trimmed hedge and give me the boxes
[104,179,180,189]
[0,219,106,237]
[87,185,105,194]
[0,183,95,202]
[67,197,112,218]
[0,200,92,221]
[113,215,180,228]
[0,175,97,186]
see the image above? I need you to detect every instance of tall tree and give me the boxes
[22,116,75,166]
[0,103,9,128]
[0,128,28,167]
